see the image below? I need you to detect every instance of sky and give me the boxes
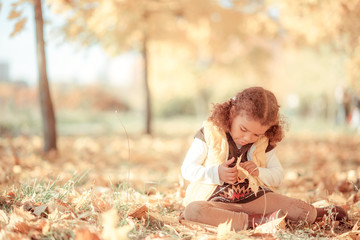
[0,1,136,86]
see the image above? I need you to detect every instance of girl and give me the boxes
[181,87,347,231]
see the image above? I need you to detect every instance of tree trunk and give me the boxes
[142,33,152,135]
[34,0,57,152]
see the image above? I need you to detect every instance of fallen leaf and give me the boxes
[337,180,354,193]
[33,205,48,217]
[353,221,359,231]
[92,196,112,213]
[338,230,360,240]
[144,232,173,239]
[217,219,233,239]
[328,192,347,205]
[312,200,329,208]
[0,209,9,224]
[75,228,101,240]
[12,221,31,234]
[13,206,36,221]
[42,220,51,234]
[48,208,60,221]
[6,192,16,201]
[77,211,93,220]
[237,166,259,195]
[102,209,133,240]
[127,204,148,219]
[254,213,286,234]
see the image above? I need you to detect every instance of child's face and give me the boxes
[230,113,269,146]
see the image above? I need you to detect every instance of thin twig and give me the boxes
[115,111,131,203]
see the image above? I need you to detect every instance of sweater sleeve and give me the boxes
[181,138,221,185]
[248,147,284,187]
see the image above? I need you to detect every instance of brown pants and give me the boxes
[183,192,317,231]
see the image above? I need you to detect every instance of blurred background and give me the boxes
[1,3,360,238]
[1,0,360,139]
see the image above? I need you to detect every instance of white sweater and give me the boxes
[181,138,284,187]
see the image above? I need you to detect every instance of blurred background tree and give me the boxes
[1,0,360,141]
[277,0,360,91]
[45,0,280,134]
[7,0,57,152]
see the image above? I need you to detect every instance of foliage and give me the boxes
[46,0,278,55]
[156,97,196,118]
[0,132,359,239]
[275,0,360,91]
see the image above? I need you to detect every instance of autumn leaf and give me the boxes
[8,8,22,20]
[8,208,33,234]
[102,209,133,240]
[254,213,286,234]
[10,17,27,37]
[75,228,101,240]
[91,196,112,213]
[33,204,48,217]
[127,204,148,219]
[0,209,9,224]
[237,165,259,195]
[217,219,233,239]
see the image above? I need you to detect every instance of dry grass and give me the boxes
[0,130,359,239]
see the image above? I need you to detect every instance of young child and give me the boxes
[181,86,347,230]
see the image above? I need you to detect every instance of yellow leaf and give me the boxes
[237,165,259,195]
[254,213,286,234]
[217,219,233,239]
[8,8,22,20]
[352,221,359,231]
[10,17,27,37]
[102,209,133,240]
[0,209,9,224]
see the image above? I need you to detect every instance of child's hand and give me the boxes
[218,157,238,184]
[239,161,259,177]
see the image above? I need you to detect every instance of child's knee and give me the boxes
[184,201,210,222]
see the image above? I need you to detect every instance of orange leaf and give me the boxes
[10,18,27,37]
[7,191,16,201]
[12,221,31,234]
[128,204,148,219]
[75,228,101,240]
[92,197,112,213]
[8,8,22,20]
[217,219,233,239]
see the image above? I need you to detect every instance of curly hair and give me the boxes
[208,87,286,146]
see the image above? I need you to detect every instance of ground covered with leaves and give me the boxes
[0,133,359,239]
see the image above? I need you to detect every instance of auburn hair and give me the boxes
[208,87,285,146]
